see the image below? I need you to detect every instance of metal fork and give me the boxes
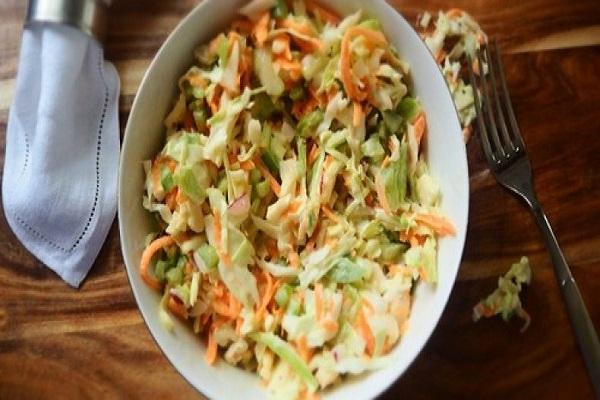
[468,40,600,396]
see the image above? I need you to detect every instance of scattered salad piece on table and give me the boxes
[140,1,456,398]
[473,257,533,332]
[417,9,488,142]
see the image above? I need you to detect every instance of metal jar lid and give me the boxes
[25,0,109,41]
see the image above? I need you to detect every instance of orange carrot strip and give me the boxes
[314,283,324,321]
[308,143,319,166]
[239,159,255,171]
[168,297,188,319]
[374,173,392,215]
[352,101,363,127]
[295,334,314,363]
[254,12,270,46]
[273,34,292,60]
[231,18,253,35]
[413,112,426,148]
[341,27,387,102]
[446,8,464,18]
[288,250,300,268]
[321,204,341,224]
[254,156,281,197]
[139,235,175,290]
[415,214,457,236]
[321,317,339,333]
[205,327,218,365]
[356,307,375,356]
[165,188,178,211]
[306,0,340,25]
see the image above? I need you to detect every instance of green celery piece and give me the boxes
[217,176,228,194]
[250,169,262,184]
[217,36,230,67]
[251,93,278,121]
[297,137,307,176]
[359,19,381,30]
[249,332,318,392]
[256,180,270,198]
[327,258,364,283]
[382,110,403,135]
[297,110,324,138]
[274,284,293,308]
[289,85,305,101]
[196,244,218,270]
[166,256,186,285]
[251,197,261,214]
[286,296,302,315]
[160,167,174,193]
[397,97,420,122]
[380,243,408,263]
[176,167,205,204]
[261,149,280,175]
[271,0,289,19]
[154,260,170,281]
[193,108,208,132]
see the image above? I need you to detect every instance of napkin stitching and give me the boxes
[12,48,108,254]
[68,48,107,251]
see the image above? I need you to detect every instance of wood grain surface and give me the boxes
[1,0,600,399]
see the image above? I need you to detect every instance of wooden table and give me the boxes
[1,0,599,398]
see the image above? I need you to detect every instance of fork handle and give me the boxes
[531,201,600,396]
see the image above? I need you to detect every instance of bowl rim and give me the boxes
[118,0,469,398]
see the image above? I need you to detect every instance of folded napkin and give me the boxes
[2,22,120,287]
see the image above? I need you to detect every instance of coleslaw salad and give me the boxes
[140,1,456,398]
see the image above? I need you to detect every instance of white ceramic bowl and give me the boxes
[119,1,468,398]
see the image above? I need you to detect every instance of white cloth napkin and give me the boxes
[2,22,120,287]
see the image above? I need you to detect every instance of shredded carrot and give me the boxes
[413,112,427,147]
[415,213,457,236]
[275,56,303,81]
[308,143,319,166]
[321,317,339,333]
[280,18,317,37]
[208,33,226,55]
[253,12,270,46]
[209,84,222,115]
[314,283,324,321]
[264,238,279,260]
[279,18,322,53]
[435,49,446,63]
[272,34,292,60]
[341,26,387,102]
[139,235,174,290]
[205,327,218,365]
[168,297,188,319]
[213,211,232,267]
[295,334,314,363]
[165,188,178,211]
[231,18,253,35]
[306,0,340,25]
[235,317,243,335]
[352,101,363,127]
[288,251,300,268]
[446,8,464,18]
[239,159,255,171]
[321,204,341,224]
[254,155,281,197]
[256,271,280,323]
[229,294,242,318]
[374,173,392,215]
[304,239,315,252]
[356,307,375,356]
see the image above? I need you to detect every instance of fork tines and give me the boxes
[468,40,525,171]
